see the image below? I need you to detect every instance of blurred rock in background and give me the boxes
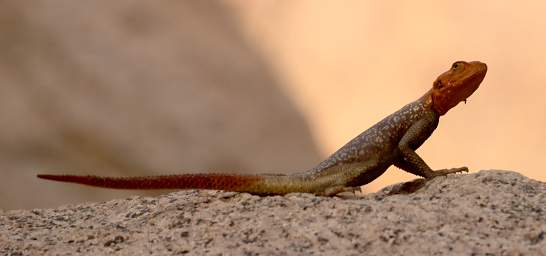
[0,1,321,209]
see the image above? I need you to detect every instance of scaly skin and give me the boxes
[38,61,487,196]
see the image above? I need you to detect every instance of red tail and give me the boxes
[37,173,263,191]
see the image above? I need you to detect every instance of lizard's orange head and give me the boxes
[431,61,487,115]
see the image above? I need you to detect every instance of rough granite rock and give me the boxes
[1,170,545,255]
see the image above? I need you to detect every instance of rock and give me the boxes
[1,170,545,255]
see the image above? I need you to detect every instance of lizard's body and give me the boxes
[38,61,487,196]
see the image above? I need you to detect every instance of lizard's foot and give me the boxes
[322,186,362,197]
[428,167,468,179]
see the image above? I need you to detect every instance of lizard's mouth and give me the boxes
[456,64,487,103]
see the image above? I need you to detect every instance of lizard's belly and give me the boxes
[346,149,398,187]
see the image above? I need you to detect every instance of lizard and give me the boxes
[37,60,487,196]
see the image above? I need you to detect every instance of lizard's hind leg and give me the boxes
[321,186,362,197]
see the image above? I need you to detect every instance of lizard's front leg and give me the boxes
[395,113,468,179]
[395,159,468,179]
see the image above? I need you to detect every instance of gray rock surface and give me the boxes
[1,170,545,255]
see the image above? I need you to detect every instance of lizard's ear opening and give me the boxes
[433,80,444,89]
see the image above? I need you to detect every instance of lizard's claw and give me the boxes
[429,167,468,178]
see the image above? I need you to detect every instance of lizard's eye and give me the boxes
[451,61,464,70]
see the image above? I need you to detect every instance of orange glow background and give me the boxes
[232,1,546,190]
[2,1,545,209]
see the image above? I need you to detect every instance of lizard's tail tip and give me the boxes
[37,174,50,179]
[37,174,69,181]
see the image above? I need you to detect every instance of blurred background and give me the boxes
[1,1,545,210]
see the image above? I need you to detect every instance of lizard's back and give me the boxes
[309,99,437,177]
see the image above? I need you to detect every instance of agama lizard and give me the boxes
[38,61,487,196]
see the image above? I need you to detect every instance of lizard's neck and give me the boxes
[418,89,435,111]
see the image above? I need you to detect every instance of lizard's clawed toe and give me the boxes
[430,167,469,178]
